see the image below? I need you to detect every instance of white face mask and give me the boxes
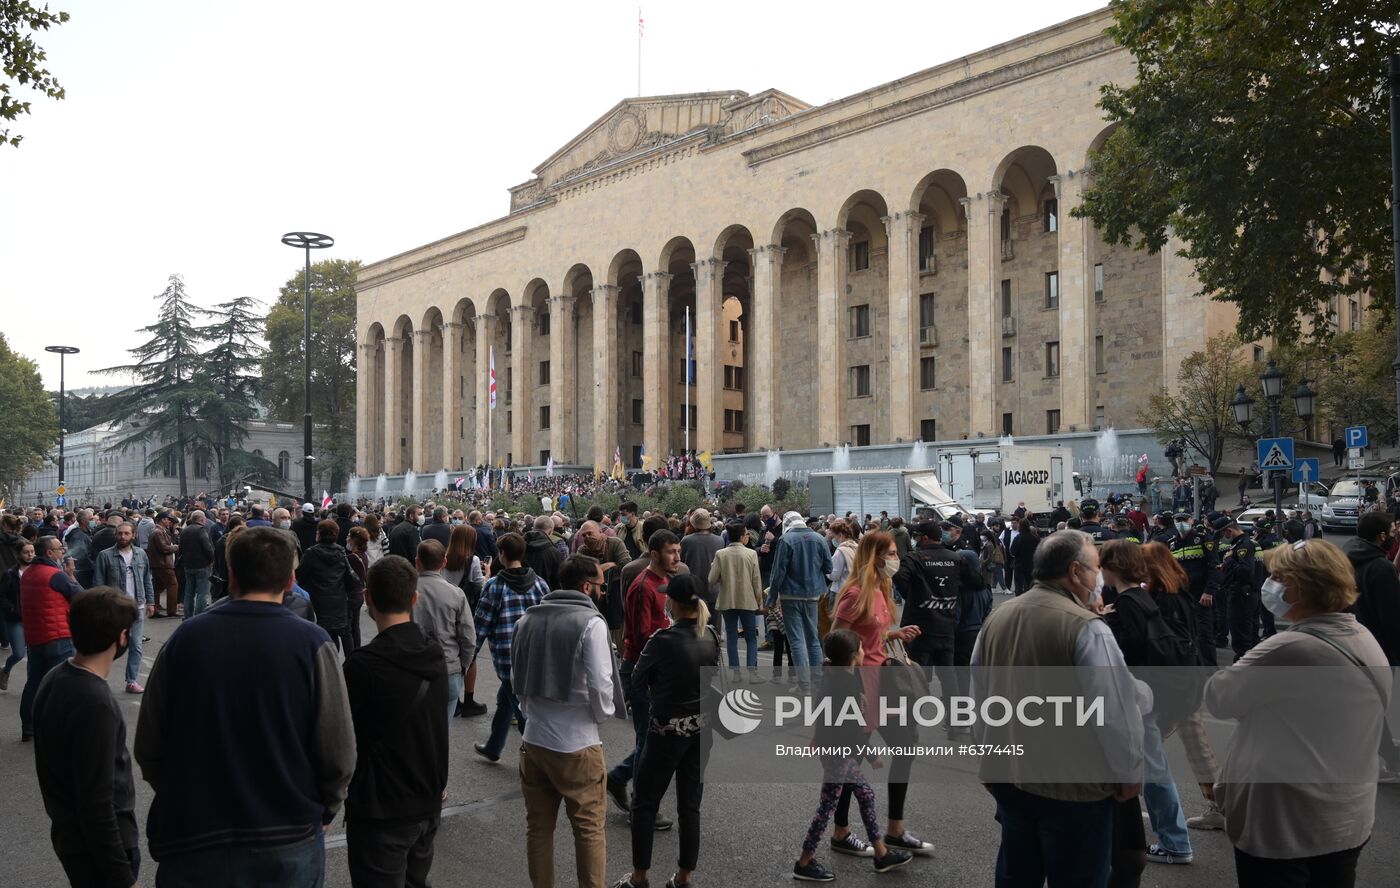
[1090,569,1105,606]
[881,556,900,578]
[276,519,291,529]
[1261,578,1292,618]
[416,515,426,526]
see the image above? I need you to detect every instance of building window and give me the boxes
[193,451,209,478]
[1350,298,1360,330]
[852,241,870,271]
[849,364,872,398]
[848,304,871,338]
[631,445,643,467]
[724,409,745,433]
[920,356,936,390]
[729,319,740,342]
[538,360,550,386]
[1094,263,1104,302]
[919,293,936,330]
[540,449,550,465]
[277,450,290,480]
[1000,206,1012,242]
[1095,336,1106,374]
[1002,413,1014,436]
[1095,405,1106,430]
[629,300,642,325]
[1045,341,1060,378]
[1253,345,1264,363]
[632,350,643,377]
[539,405,550,430]
[724,365,745,391]
[1046,410,1061,435]
[920,418,936,442]
[680,405,697,430]
[505,368,513,405]
[918,226,935,271]
[851,424,871,447]
[632,398,643,424]
[506,411,512,433]
[1045,271,1059,309]
[1000,280,1012,318]
[1002,346,1014,382]
[679,356,696,385]
[162,451,177,478]
[503,319,512,353]
[538,311,550,335]
[1044,198,1058,233]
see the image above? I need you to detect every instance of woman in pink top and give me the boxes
[832,531,934,858]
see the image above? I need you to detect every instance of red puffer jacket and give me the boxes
[21,559,81,646]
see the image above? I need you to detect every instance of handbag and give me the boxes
[881,635,929,700]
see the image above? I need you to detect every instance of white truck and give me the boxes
[936,445,1066,516]
[808,469,967,522]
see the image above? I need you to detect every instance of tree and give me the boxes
[263,259,361,493]
[198,296,265,486]
[1,1,69,148]
[1138,334,1254,474]
[1282,317,1399,446]
[1077,0,1399,341]
[101,274,213,498]
[48,391,119,434]
[0,332,58,494]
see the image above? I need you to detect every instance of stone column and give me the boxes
[693,258,728,454]
[411,330,432,471]
[383,336,404,474]
[442,321,464,471]
[883,211,925,443]
[549,294,577,463]
[356,342,373,475]
[1052,173,1091,430]
[963,192,1001,436]
[748,245,785,450]
[591,285,619,473]
[812,229,850,446]
[472,313,497,466]
[512,304,534,466]
[642,272,673,464]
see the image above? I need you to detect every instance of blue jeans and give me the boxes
[482,676,524,758]
[125,608,146,685]
[20,637,76,737]
[1142,714,1192,855]
[155,831,325,887]
[2,619,25,671]
[609,659,650,785]
[988,782,1113,888]
[446,672,464,729]
[780,599,822,689]
[183,567,211,619]
[722,610,760,670]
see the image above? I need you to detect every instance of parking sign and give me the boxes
[1345,426,1368,449]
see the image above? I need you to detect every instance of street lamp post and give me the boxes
[1232,360,1317,519]
[44,345,80,502]
[281,232,334,505]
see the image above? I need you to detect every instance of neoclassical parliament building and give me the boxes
[354,7,1355,478]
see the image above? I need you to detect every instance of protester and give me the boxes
[389,506,424,560]
[769,511,832,695]
[147,511,179,617]
[346,526,370,651]
[91,521,156,693]
[524,514,563,591]
[708,519,765,684]
[823,520,858,638]
[32,587,141,888]
[411,539,478,728]
[679,507,722,612]
[1206,538,1391,888]
[178,510,215,619]
[1008,518,1038,595]
[19,535,81,742]
[443,523,487,717]
[514,553,626,888]
[0,539,34,692]
[473,531,549,762]
[363,513,388,565]
[297,518,364,653]
[292,502,321,552]
[134,526,356,884]
[343,554,449,888]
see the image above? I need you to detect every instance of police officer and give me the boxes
[1213,515,1259,661]
[1110,514,1140,543]
[1148,511,1177,545]
[1079,500,1110,543]
[1253,518,1282,639]
[1169,510,1221,667]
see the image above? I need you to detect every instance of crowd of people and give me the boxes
[1,476,1396,888]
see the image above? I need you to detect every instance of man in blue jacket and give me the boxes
[767,512,832,694]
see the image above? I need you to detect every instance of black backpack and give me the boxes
[1117,587,1203,732]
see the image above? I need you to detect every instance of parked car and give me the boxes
[1236,482,1330,533]
[1320,478,1384,533]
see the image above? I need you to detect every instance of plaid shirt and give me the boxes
[474,570,549,680]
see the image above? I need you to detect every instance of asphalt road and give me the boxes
[4,549,1399,886]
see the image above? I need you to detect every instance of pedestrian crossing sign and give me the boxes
[1257,437,1294,471]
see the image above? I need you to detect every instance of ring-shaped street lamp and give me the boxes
[282,232,335,504]
[45,345,81,498]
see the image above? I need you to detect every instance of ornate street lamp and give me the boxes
[1231,384,1255,430]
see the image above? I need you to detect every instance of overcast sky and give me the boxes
[3,0,1105,389]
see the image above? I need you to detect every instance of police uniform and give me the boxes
[1215,517,1259,661]
[1169,513,1220,667]
[1254,523,1282,639]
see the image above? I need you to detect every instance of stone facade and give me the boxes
[354,8,1240,476]
[16,420,313,506]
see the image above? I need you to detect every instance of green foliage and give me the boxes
[198,296,265,486]
[264,259,360,492]
[221,449,284,488]
[1078,0,1399,340]
[1137,334,1253,474]
[772,477,792,501]
[0,2,68,148]
[1281,317,1399,446]
[100,275,215,497]
[0,332,58,493]
[660,483,704,516]
[730,485,775,515]
[48,391,118,433]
